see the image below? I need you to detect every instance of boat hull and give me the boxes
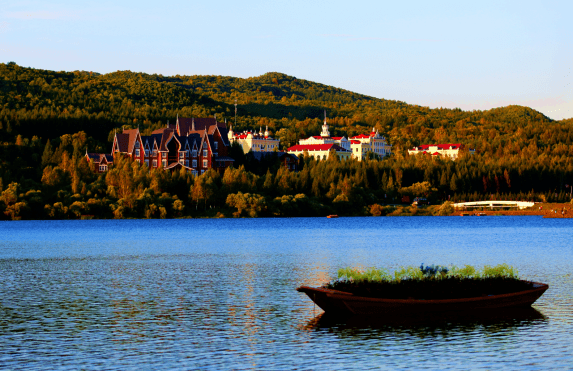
[296,281,548,315]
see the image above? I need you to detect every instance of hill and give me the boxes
[0,63,571,220]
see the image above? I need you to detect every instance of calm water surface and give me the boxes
[0,216,572,370]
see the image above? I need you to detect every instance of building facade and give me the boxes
[349,129,392,160]
[228,125,280,154]
[407,144,475,159]
[287,113,391,161]
[87,117,235,175]
[85,153,113,174]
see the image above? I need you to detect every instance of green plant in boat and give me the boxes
[326,264,527,299]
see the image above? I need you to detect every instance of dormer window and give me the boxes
[203,149,208,157]
[135,141,140,148]
[192,149,197,157]
[214,142,218,150]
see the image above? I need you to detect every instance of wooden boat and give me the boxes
[296,281,548,315]
[327,214,339,218]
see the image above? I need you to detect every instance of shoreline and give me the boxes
[452,202,573,218]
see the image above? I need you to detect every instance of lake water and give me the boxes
[0,216,571,370]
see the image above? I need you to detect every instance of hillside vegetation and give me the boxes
[0,62,571,219]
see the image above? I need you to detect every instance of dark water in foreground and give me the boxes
[0,216,571,370]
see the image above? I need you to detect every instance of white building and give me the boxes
[286,143,352,161]
[349,129,392,160]
[287,112,392,161]
[287,111,353,160]
[228,125,280,154]
[407,144,475,159]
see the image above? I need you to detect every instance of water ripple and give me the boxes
[0,217,571,370]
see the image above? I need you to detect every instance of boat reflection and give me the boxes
[301,307,547,336]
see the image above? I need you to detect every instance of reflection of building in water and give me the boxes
[107,262,188,343]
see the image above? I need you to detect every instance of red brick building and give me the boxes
[87,117,235,175]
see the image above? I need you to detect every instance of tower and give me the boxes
[320,109,330,138]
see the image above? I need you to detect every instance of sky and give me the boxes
[1,0,572,120]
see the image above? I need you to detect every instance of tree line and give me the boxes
[0,63,571,219]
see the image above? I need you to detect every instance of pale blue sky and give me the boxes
[1,0,572,119]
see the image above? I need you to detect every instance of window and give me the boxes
[213,152,217,157]
[192,159,197,167]
[201,169,205,174]
[145,159,149,167]
[152,149,157,157]
[203,149,208,157]
[192,149,197,157]
[99,165,107,172]
[145,149,149,157]
[135,149,140,157]
[179,152,185,159]
[185,159,189,167]
[179,159,184,165]
[152,159,157,167]
[162,159,167,167]
[192,170,198,176]
[135,141,140,148]
[214,142,218,150]
[203,159,208,168]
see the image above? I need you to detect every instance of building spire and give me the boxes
[320,109,330,137]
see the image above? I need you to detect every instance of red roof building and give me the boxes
[286,143,352,161]
[86,117,235,175]
[408,143,475,159]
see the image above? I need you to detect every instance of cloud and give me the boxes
[320,34,441,42]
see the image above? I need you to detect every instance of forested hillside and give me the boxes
[0,62,571,219]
